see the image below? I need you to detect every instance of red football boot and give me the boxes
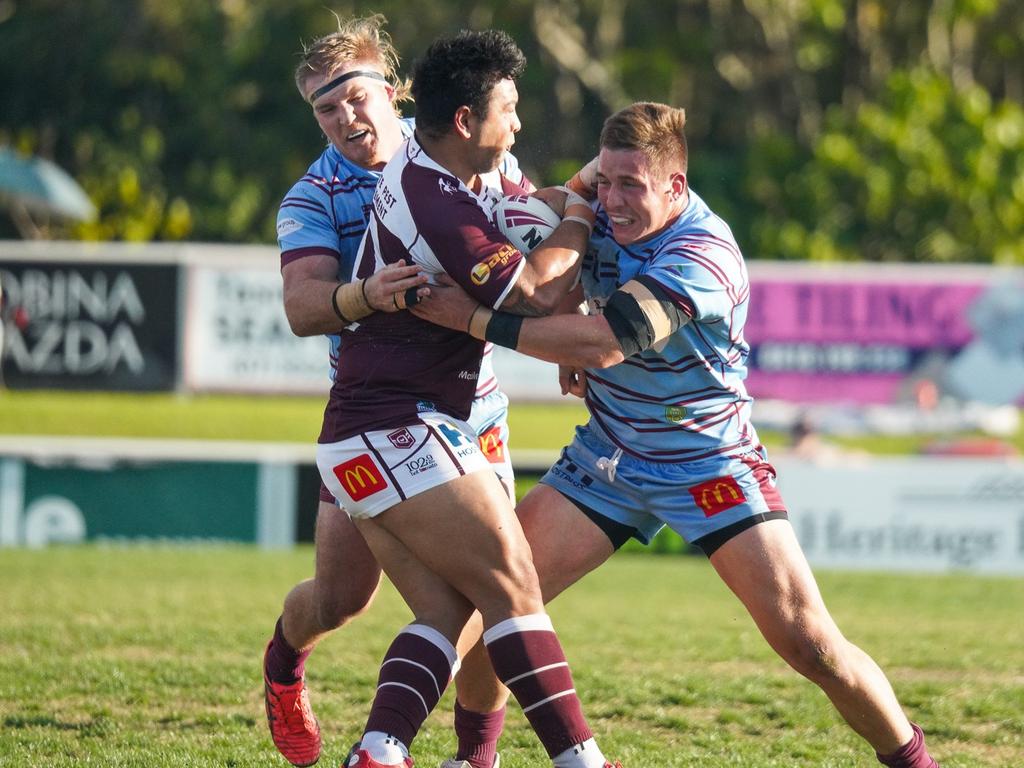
[263,642,321,766]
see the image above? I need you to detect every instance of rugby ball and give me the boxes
[493,194,561,254]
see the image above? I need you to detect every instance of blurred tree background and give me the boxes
[1,0,1022,262]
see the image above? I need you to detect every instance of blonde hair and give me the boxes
[294,14,411,104]
[600,102,688,174]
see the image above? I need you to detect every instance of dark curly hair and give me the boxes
[411,29,526,139]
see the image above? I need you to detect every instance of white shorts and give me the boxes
[316,412,493,519]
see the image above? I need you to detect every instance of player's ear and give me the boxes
[668,172,686,200]
[453,105,474,139]
[384,83,396,102]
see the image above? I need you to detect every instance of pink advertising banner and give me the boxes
[743,263,1024,405]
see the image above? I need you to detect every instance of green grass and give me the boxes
[0,390,593,450]
[4,390,1022,455]
[2,393,1023,764]
[1,547,1021,767]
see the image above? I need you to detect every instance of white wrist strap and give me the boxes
[553,185,590,212]
[562,215,593,235]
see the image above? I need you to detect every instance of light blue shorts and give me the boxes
[466,389,514,492]
[540,424,788,555]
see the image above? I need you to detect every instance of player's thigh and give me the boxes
[516,483,615,602]
[709,518,840,648]
[370,470,541,616]
[318,416,540,613]
[313,498,381,610]
[354,514,475,642]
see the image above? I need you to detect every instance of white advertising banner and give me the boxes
[775,456,1024,574]
[183,261,330,394]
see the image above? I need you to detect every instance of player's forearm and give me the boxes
[502,222,589,316]
[468,309,624,369]
[283,277,371,336]
[555,283,587,315]
[283,278,346,336]
[518,315,624,368]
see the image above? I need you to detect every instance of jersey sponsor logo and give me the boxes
[416,400,437,413]
[458,370,478,380]
[276,217,303,237]
[436,421,467,446]
[689,476,746,517]
[387,427,416,450]
[471,244,518,286]
[333,454,387,501]
[665,405,687,423]
[471,262,491,285]
[405,454,438,476]
[488,244,517,268]
[478,426,505,464]
[550,455,594,489]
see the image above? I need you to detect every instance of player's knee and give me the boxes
[314,581,379,630]
[492,545,544,612]
[783,630,850,684]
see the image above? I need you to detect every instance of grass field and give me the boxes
[2,392,1023,765]
[5,390,1022,455]
[1,546,1022,767]
[0,391,590,449]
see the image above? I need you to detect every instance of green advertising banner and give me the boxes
[0,453,297,548]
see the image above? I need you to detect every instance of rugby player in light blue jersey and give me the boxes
[263,16,531,768]
[414,102,940,768]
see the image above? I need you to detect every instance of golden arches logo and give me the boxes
[342,465,379,492]
[333,454,387,501]
[479,429,504,462]
[700,482,740,509]
[689,475,746,517]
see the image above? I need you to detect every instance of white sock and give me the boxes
[552,737,606,768]
[360,731,409,764]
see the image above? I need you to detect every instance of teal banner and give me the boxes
[0,456,296,547]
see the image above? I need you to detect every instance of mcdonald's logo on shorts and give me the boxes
[689,475,746,517]
[332,454,387,502]
[478,426,505,464]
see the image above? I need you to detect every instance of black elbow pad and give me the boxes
[602,277,688,357]
[603,291,652,358]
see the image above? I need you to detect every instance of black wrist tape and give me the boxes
[484,312,524,350]
[403,286,421,308]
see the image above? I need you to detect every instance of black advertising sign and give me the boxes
[0,260,179,390]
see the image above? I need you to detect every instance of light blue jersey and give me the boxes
[541,189,786,552]
[277,118,415,373]
[580,190,757,462]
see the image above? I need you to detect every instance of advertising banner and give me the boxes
[745,264,1024,405]
[182,263,330,394]
[0,259,179,390]
[776,456,1024,574]
[0,450,298,549]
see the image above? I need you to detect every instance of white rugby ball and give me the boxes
[493,194,561,254]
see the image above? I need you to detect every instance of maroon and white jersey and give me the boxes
[320,134,529,442]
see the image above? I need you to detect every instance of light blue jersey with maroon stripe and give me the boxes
[580,189,757,462]
[276,118,527,398]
